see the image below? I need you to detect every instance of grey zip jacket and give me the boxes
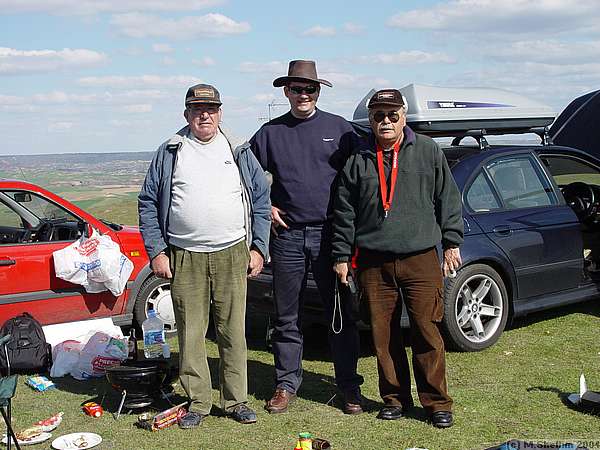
[138,126,271,261]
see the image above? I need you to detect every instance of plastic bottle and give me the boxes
[298,432,312,450]
[142,309,165,359]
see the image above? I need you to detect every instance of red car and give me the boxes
[0,180,173,332]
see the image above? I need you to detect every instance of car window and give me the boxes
[466,172,501,212]
[486,156,556,209]
[0,190,81,245]
[0,200,24,228]
[540,154,600,186]
[4,191,78,222]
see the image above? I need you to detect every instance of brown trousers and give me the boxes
[358,247,452,413]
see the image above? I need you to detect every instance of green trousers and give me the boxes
[170,240,249,415]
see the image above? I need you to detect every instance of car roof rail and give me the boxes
[448,125,554,149]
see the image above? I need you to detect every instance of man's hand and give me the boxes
[271,206,288,235]
[333,261,352,284]
[151,253,172,279]
[442,247,462,277]
[247,249,264,278]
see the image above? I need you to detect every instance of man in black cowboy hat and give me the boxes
[250,60,364,415]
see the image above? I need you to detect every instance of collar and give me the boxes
[288,107,319,122]
[187,129,219,145]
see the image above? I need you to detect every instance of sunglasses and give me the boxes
[187,105,220,115]
[288,85,318,95]
[372,110,402,123]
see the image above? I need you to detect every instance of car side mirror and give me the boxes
[13,192,32,202]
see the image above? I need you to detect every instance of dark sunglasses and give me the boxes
[372,110,401,123]
[289,85,318,95]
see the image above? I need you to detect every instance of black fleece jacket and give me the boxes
[331,127,464,261]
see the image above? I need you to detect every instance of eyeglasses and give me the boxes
[371,110,402,123]
[187,105,220,115]
[288,85,318,95]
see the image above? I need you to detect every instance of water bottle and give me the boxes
[142,309,165,359]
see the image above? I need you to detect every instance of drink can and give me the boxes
[83,402,104,417]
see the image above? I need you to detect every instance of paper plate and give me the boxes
[51,433,102,450]
[2,432,52,446]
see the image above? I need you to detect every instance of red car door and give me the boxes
[0,188,127,326]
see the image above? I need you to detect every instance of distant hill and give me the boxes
[0,152,154,169]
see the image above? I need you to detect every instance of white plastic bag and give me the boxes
[50,340,83,378]
[70,331,128,380]
[53,230,133,296]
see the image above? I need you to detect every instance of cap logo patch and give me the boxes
[377,92,395,100]
[194,88,214,98]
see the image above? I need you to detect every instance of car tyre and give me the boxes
[134,275,177,335]
[442,264,509,351]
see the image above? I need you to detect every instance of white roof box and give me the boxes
[353,84,556,136]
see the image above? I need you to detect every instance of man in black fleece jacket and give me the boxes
[250,60,364,415]
[332,89,463,428]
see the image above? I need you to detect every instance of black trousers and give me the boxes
[270,223,363,394]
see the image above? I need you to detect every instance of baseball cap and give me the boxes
[185,83,222,106]
[368,89,406,109]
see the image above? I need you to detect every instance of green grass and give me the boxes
[3,302,600,450]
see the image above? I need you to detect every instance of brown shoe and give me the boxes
[342,391,363,415]
[265,388,296,414]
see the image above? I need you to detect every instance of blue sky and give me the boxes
[1,0,599,155]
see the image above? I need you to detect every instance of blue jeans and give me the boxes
[270,223,363,394]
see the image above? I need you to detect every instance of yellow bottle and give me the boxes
[298,432,312,450]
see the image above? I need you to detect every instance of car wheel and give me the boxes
[134,276,176,335]
[442,264,509,351]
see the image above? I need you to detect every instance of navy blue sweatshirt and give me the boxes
[250,109,355,224]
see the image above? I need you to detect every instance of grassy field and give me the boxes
[4,301,600,450]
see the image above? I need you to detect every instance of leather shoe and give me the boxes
[376,406,405,420]
[431,411,453,428]
[265,388,296,414]
[228,404,257,424]
[178,411,205,429]
[342,391,363,415]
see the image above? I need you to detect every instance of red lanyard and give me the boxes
[376,140,400,218]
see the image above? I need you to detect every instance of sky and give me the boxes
[1,0,599,155]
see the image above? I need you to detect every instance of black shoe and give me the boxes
[178,411,205,429]
[228,404,257,424]
[431,411,453,428]
[377,406,405,420]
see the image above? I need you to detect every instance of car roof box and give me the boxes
[353,84,556,137]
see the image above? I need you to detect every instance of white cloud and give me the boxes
[252,93,277,103]
[0,47,107,75]
[193,56,216,67]
[48,121,74,133]
[0,94,21,105]
[152,43,174,54]
[321,71,391,89]
[77,75,202,88]
[111,13,251,39]
[446,61,600,111]
[123,104,153,113]
[488,39,600,64]
[161,56,176,66]
[388,0,600,35]
[238,61,286,74]
[24,89,172,106]
[354,51,456,65]
[342,22,364,35]
[0,0,224,15]
[301,25,336,37]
